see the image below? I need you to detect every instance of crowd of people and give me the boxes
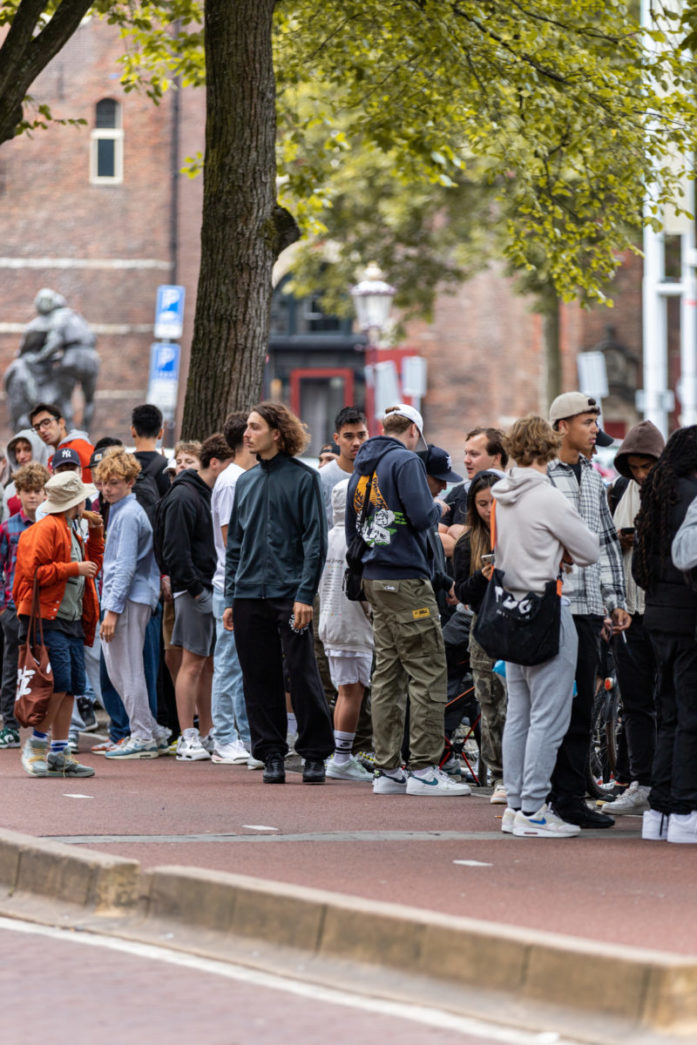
[0,393,696,845]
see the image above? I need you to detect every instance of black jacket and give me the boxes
[225,453,327,605]
[452,531,489,613]
[161,469,216,598]
[633,476,697,635]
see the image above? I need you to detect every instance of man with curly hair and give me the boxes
[223,402,334,785]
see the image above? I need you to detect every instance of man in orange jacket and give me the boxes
[13,471,103,777]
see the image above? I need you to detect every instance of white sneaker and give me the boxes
[642,808,669,840]
[603,780,650,815]
[247,755,264,770]
[406,766,472,797]
[512,803,581,838]
[490,782,508,805]
[373,768,408,794]
[212,739,250,764]
[176,728,211,762]
[667,810,697,844]
[200,731,215,755]
[501,807,516,834]
[326,755,372,782]
[104,735,159,759]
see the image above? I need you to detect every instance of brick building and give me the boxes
[0,16,648,458]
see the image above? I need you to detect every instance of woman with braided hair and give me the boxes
[632,425,697,843]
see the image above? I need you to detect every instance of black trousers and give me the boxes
[612,614,657,785]
[550,613,604,805]
[232,598,334,763]
[647,631,697,815]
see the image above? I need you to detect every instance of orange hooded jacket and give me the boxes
[13,514,103,646]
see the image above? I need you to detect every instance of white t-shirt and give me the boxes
[320,458,353,527]
[211,461,244,593]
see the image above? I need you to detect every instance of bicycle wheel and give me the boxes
[586,686,619,800]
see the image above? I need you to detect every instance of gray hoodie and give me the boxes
[492,467,600,600]
[2,428,51,522]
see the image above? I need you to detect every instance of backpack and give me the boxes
[133,470,160,529]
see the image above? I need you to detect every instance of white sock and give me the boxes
[333,730,355,766]
[382,766,405,779]
[412,766,435,780]
[287,712,297,736]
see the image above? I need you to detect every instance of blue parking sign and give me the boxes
[154,284,185,340]
[147,342,181,418]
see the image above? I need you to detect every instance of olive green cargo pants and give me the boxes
[363,578,447,771]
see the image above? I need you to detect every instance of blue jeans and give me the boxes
[144,601,162,720]
[100,650,130,742]
[212,590,249,747]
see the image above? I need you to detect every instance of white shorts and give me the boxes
[326,651,373,689]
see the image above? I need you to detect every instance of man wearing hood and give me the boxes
[602,420,664,816]
[346,405,470,798]
[28,401,94,482]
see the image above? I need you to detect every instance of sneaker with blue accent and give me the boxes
[406,766,471,797]
[373,768,409,794]
[104,735,159,759]
[512,803,580,837]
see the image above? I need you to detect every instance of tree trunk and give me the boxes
[541,285,562,410]
[182,0,298,438]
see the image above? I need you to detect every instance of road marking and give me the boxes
[242,824,279,832]
[453,859,493,867]
[0,916,573,1044]
[63,794,93,800]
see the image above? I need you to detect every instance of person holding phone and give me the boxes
[603,421,665,817]
[453,469,507,803]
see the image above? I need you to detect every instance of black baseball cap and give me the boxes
[421,444,463,483]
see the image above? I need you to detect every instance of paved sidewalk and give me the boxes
[1,737,694,959]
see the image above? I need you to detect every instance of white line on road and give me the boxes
[0,916,574,1044]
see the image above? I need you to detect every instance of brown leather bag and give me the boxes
[14,575,54,728]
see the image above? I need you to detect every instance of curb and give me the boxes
[0,828,695,1035]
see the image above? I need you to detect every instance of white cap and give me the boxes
[383,404,427,449]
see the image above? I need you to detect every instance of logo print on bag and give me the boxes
[16,666,35,701]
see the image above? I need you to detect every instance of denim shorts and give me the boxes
[43,629,86,695]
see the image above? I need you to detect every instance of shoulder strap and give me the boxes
[489,498,496,551]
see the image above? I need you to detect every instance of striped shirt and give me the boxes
[547,457,626,616]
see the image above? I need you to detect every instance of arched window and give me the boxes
[90,98,123,183]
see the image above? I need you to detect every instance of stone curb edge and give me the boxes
[0,827,695,1034]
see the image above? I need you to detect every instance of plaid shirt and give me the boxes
[0,511,34,612]
[547,457,626,616]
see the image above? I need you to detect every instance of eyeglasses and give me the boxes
[32,418,55,432]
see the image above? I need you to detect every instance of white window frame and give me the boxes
[90,100,123,184]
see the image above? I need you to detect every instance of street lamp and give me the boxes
[350,263,396,431]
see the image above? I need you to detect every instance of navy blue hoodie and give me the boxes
[346,435,440,580]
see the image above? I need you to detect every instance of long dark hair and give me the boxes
[634,426,697,590]
[464,471,499,573]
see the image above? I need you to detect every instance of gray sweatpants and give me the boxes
[102,600,157,741]
[502,604,578,813]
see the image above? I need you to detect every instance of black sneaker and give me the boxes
[302,759,326,784]
[554,800,615,829]
[263,755,285,784]
[77,697,98,732]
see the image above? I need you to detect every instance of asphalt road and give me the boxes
[1,732,695,958]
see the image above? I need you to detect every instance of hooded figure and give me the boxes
[612,420,665,616]
[2,428,51,520]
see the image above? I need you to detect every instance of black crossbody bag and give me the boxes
[343,471,377,602]
[473,500,563,666]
